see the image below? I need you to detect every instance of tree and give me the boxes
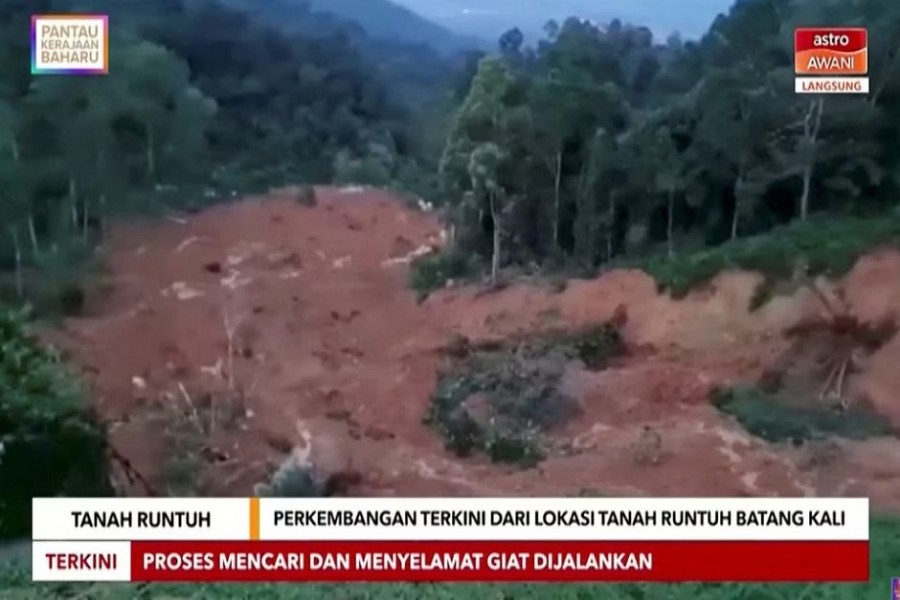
[692,66,784,237]
[529,19,630,253]
[0,100,26,297]
[574,127,622,264]
[468,143,506,284]
[116,39,214,183]
[499,28,525,59]
[624,113,695,257]
[439,56,514,230]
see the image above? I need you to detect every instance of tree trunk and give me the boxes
[97,193,106,237]
[799,98,825,221]
[11,228,23,300]
[799,165,812,221]
[27,214,39,255]
[732,166,744,240]
[869,46,899,107]
[606,195,616,261]
[552,151,562,249]
[83,196,90,240]
[666,187,675,258]
[490,191,500,285]
[69,177,79,229]
[731,203,740,241]
[146,125,156,181]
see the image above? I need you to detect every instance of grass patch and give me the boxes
[639,212,900,300]
[409,248,479,299]
[713,386,895,444]
[426,324,623,465]
[1,515,899,598]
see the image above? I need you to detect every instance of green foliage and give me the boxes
[545,323,623,370]
[255,458,325,498]
[14,239,96,318]
[2,514,900,597]
[427,353,561,466]
[713,386,895,444]
[0,306,111,539]
[409,249,480,298]
[426,325,623,465]
[639,212,900,300]
[436,0,900,286]
[0,0,456,314]
[333,149,393,187]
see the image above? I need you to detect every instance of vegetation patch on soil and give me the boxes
[409,248,479,299]
[712,386,894,444]
[0,307,111,538]
[426,323,623,465]
[713,306,898,444]
[148,383,249,497]
[639,211,900,302]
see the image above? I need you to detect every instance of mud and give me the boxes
[46,187,900,508]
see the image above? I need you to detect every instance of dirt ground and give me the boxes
[46,187,900,508]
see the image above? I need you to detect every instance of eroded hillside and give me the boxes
[46,188,900,507]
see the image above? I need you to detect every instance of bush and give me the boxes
[712,385,895,443]
[427,324,623,465]
[0,306,111,539]
[639,213,900,301]
[409,248,479,298]
[547,323,623,370]
[333,149,393,187]
[254,455,325,498]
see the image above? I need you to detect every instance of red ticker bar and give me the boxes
[130,539,869,583]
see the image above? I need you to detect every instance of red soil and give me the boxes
[48,187,900,507]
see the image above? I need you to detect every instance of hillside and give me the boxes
[307,0,480,53]
[37,186,900,507]
[221,0,479,55]
[214,0,467,107]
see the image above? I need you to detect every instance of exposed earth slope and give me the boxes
[49,187,900,507]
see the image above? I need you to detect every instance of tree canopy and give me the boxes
[439,0,900,276]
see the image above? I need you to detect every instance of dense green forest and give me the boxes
[0,0,460,308]
[430,0,900,291]
[5,0,898,306]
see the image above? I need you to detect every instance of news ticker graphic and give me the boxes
[32,497,868,583]
[33,539,869,583]
[794,27,868,94]
[31,14,108,75]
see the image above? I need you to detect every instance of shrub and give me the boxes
[0,306,111,539]
[546,323,623,370]
[254,454,325,497]
[712,385,895,443]
[639,213,900,302]
[427,323,623,465]
[409,248,479,298]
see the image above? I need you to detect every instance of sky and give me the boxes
[395,0,736,42]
